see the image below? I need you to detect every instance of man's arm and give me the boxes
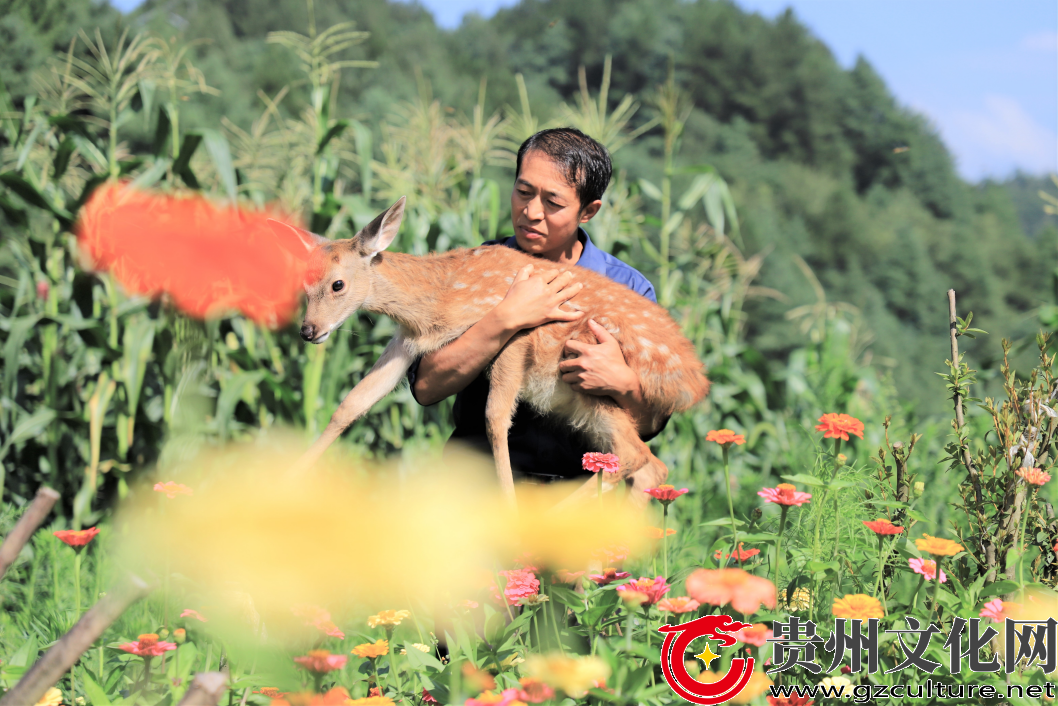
[414,265,584,405]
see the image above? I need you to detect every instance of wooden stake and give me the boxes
[0,487,60,580]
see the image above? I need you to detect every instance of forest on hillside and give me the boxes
[2,0,1056,415]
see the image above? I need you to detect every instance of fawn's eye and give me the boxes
[332,280,344,292]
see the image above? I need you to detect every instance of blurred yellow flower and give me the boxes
[352,640,389,659]
[647,527,677,539]
[368,610,411,629]
[730,671,773,704]
[524,654,610,697]
[35,688,63,706]
[832,594,884,620]
[348,698,395,706]
[914,535,964,557]
[782,587,811,612]
[400,643,431,655]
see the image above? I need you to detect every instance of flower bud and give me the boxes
[157,628,169,640]
[36,281,49,301]
[836,454,847,467]
[173,628,186,644]
[914,481,925,497]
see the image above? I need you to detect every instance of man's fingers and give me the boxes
[514,264,534,282]
[544,269,575,287]
[587,318,615,342]
[558,359,586,373]
[563,338,590,353]
[549,309,585,322]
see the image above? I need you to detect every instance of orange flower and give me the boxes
[831,594,884,620]
[294,649,348,673]
[348,698,395,706]
[367,609,411,629]
[462,662,497,692]
[647,527,677,539]
[1017,467,1052,485]
[581,452,620,475]
[734,623,771,647]
[154,481,193,499]
[714,543,761,562]
[518,677,556,703]
[271,687,349,706]
[253,688,287,698]
[862,519,904,535]
[914,534,964,557]
[657,596,700,614]
[815,413,864,441]
[685,569,776,615]
[351,640,389,660]
[705,429,746,446]
[53,527,100,548]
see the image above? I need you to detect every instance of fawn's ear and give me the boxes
[267,219,326,252]
[356,196,406,257]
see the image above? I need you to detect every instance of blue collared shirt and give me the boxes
[408,228,663,480]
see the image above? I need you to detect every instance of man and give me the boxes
[408,127,666,481]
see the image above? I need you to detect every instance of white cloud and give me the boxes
[919,95,1057,179]
[1022,30,1058,52]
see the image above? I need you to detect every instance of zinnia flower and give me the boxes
[757,484,812,507]
[767,694,813,706]
[462,663,497,692]
[863,519,903,535]
[34,687,63,706]
[422,688,440,704]
[731,671,773,704]
[348,697,395,706]
[685,569,777,615]
[705,429,746,446]
[914,534,964,556]
[831,594,884,620]
[293,604,345,639]
[518,677,556,703]
[615,577,670,606]
[643,485,689,505]
[782,588,811,612]
[118,633,177,657]
[553,570,585,583]
[153,481,193,498]
[253,688,287,698]
[350,641,389,660]
[294,649,348,673]
[495,569,540,605]
[367,609,411,629]
[459,599,479,610]
[908,558,946,583]
[524,654,611,698]
[180,608,207,622]
[815,413,864,441]
[465,690,522,706]
[581,452,620,475]
[657,596,700,614]
[1017,467,1052,485]
[979,598,1020,622]
[734,623,771,647]
[818,676,852,696]
[647,527,677,539]
[272,687,350,706]
[53,527,100,548]
[588,568,630,586]
[714,543,761,562]
[400,643,431,655]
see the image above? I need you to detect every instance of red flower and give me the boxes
[588,568,631,586]
[517,678,555,703]
[615,576,670,606]
[705,429,746,446]
[815,413,864,441]
[582,452,620,475]
[53,527,100,548]
[862,519,904,536]
[714,543,761,562]
[767,694,814,706]
[118,634,177,657]
[294,650,348,674]
[643,485,689,505]
[422,688,440,704]
[757,484,812,507]
[841,666,852,675]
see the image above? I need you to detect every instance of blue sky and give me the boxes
[111,0,1057,181]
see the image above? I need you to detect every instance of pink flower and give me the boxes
[979,598,1020,622]
[118,634,177,658]
[459,599,479,610]
[493,569,539,605]
[643,485,689,506]
[582,452,620,475]
[36,281,49,301]
[588,568,631,586]
[1017,467,1051,485]
[292,604,345,639]
[294,650,348,674]
[657,596,700,614]
[757,484,812,507]
[616,576,670,606]
[154,481,193,499]
[908,558,946,583]
[734,624,771,647]
[180,609,207,622]
[553,570,585,583]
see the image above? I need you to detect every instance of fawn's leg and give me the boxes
[292,334,415,473]
[485,337,530,503]
[555,406,663,509]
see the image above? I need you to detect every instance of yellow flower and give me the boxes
[400,643,431,655]
[348,698,395,706]
[781,587,811,612]
[914,534,964,557]
[832,594,884,620]
[819,676,853,696]
[352,640,389,659]
[524,654,610,697]
[35,688,63,706]
[367,609,411,629]
[730,671,773,704]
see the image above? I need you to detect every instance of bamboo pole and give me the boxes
[0,487,60,580]
[176,672,228,706]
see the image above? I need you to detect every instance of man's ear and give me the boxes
[355,196,406,257]
[267,219,327,252]
[579,199,603,223]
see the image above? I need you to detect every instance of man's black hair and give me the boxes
[515,127,612,209]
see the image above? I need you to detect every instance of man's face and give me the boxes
[511,150,597,259]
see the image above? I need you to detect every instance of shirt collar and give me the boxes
[502,228,607,276]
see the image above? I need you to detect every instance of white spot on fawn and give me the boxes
[453,282,467,289]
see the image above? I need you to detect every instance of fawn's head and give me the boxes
[269,197,405,343]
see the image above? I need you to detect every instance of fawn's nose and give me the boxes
[300,323,316,341]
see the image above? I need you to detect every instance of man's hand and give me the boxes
[493,264,585,331]
[560,320,660,436]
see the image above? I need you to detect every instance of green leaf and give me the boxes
[201,129,237,202]
[638,178,662,202]
[172,133,203,188]
[0,407,56,460]
[779,473,826,488]
[700,517,745,527]
[621,664,653,694]
[979,580,1019,599]
[403,642,445,672]
[0,173,72,222]
[131,159,171,189]
[82,671,113,706]
[152,106,171,158]
[317,120,349,154]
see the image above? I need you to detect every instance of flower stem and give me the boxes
[721,445,740,568]
[910,575,925,615]
[662,505,669,579]
[597,472,602,502]
[873,535,888,609]
[389,649,403,697]
[928,557,945,625]
[774,506,789,598]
